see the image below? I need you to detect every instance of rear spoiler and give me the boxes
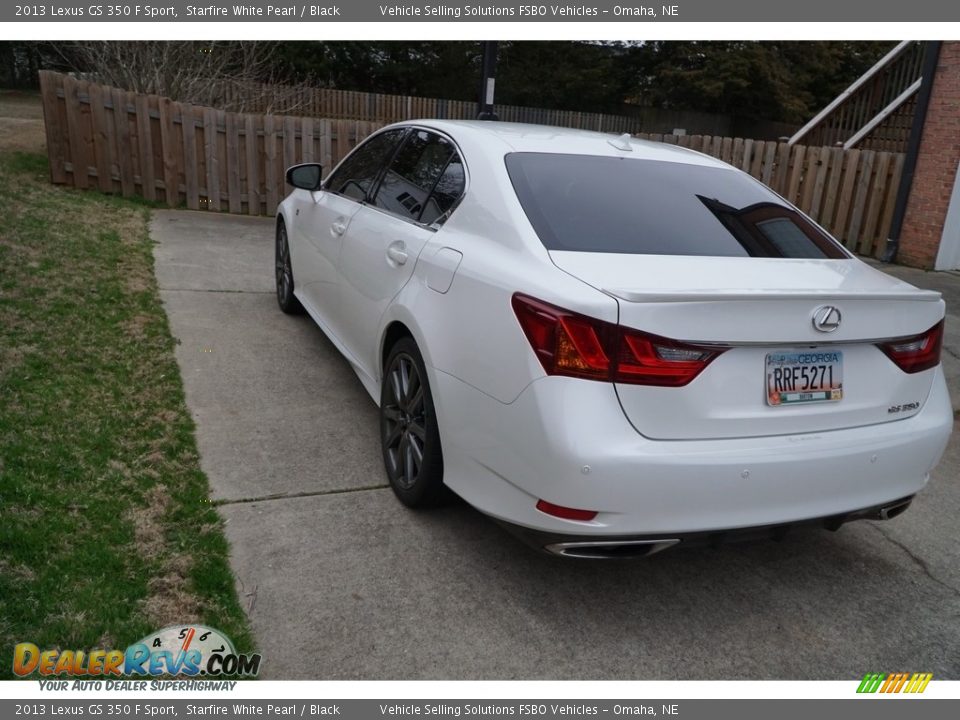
[603,288,944,303]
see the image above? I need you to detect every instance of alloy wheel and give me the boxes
[381,353,427,490]
[275,225,293,303]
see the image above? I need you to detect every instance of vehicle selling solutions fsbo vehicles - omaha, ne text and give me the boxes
[273,121,953,558]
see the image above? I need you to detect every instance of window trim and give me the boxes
[365,127,412,205]
[328,124,470,231]
[367,127,442,217]
[416,138,468,228]
[321,127,409,203]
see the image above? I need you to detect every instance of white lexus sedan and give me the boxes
[274,120,953,558]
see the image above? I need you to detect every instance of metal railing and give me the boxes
[789,41,925,152]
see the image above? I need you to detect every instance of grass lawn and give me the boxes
[0,91,253,679]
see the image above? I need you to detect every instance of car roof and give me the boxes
[390,119,731,169]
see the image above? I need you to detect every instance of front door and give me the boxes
[293,191,361,328]
[296,128,408,342]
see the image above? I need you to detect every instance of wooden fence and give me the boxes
[40,71,384,216]
[217,80,646,134]
[39,71,904,257]
[630,132,906,257]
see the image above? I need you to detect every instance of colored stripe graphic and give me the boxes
[857,673,885,693]
[857,672,932,693]
[890,673,909,693]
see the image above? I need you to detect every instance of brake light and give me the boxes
[512,293,726,387]
[876,321,943,374]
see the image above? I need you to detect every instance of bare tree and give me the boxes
[61,41,311,114]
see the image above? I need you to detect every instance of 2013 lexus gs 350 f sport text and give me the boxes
[274,121,953,558]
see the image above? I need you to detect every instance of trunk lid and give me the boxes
[550,253,944,440]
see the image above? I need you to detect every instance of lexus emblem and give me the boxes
[812,305,842,333]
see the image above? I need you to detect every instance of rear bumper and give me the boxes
[431,364,953,540]
[498,495,914,558]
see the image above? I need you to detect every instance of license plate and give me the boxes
[766,350,843,406]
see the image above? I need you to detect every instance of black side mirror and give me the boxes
[286,163,323,191]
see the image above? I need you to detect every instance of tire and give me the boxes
[380,337,447,507]
[275,220,304,315]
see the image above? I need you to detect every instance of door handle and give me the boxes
[331,220,347,236]
[386,243,408,265]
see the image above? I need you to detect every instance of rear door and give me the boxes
[337,129,466,376]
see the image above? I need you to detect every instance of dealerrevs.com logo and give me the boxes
[13,625,261,678]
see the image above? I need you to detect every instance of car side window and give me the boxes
[324,129,406,202]
[372,130,463,224]
[421,155,465,225]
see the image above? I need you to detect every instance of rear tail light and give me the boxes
[512,293,726,387]
[876,321,943,374]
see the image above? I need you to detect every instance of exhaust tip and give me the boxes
[877,498,912,521]
[544,538,680,559]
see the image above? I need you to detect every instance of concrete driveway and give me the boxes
[152,210,960,680]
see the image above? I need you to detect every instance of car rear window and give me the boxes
[504,152,847,259]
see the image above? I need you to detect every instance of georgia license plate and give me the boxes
[766,350,843,406]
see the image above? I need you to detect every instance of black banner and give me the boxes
[2,699,959,720]
[4,1,960,23]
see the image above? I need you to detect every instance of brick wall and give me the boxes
[898,42,960,269]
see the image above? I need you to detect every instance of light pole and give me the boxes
[477,41,499,120]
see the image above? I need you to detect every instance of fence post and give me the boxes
[39,71,68,184]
